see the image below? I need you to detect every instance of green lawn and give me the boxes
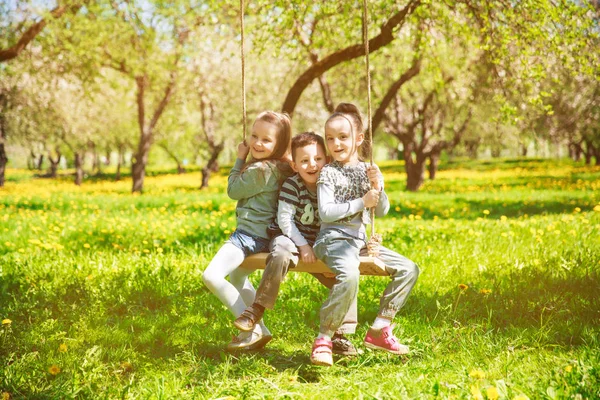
[1,159,599,399]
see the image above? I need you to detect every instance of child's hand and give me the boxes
[363,189,380,208]
[367,164,383,191]
[298,244,317,264]
[237,141,250,160]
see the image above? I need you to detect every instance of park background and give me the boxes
[1,0,600,399]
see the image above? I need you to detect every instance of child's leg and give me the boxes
[202,242,249,318]
[314,233,362,338]
[228,267,255,308]
[360,245,419,320]
[254,235,298,309]
[359,245,418,355]
[312,273,358,335]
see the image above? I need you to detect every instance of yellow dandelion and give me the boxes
[459,284,469,291]
[483,210,490,215]
[487,386,499,400]
[83,243,90,249]
[58,343,68,353]
[513,395,529,400]
[469,369,485,379]
[480,289,492,295]
[2,392,10,400]
[156,248,163,253]
[2,318,11,325]
[574,207,581,213]
[470,385,483,400]
[565,365,573,373]
[48,365,61,375]
[594,205,600,212]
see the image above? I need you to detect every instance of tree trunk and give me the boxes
[201,144,224,189]
[116,146,124,181]
[74,152,84,186]
[0,143,7,188]
[569,142,583,161]
[37,154,44,170]
[48,152,61,178]
[0,115,7,188]
[132,132,152,193]
[105,149,111,166]
[594,147,600,166]
[584,141,593,165]
[465,140,479,159]
[428,152,440,180]
[93,150,103,175]
[521,143,528,157]
[403,143,426,192]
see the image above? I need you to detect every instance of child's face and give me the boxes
[249,120,278,160]
[292,143,327,186]
[325,117,363,164]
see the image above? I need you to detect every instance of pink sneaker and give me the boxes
[310,337,333,366]
[364,325,409,355]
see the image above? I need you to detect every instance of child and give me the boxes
[233,132,359,356]
[202,111,293,351]
[310,103,420,366]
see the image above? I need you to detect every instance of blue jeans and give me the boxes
[227,229,270,258]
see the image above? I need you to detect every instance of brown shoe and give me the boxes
[234,304,264,332]
[332,333,361,356]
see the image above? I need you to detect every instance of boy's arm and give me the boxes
[227,159,272,200]
[317,182,364,223]
[278,200,309,247]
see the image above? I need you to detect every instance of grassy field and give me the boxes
[1,159,599,399]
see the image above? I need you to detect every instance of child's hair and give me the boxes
[325,102,371,161]
[243,111,292,171]
[291,131,326,162]
[253,111,292,160]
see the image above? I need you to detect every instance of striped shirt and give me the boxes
[276,174,320,246]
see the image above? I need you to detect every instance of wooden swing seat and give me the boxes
[240,253,389,276]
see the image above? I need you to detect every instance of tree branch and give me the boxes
[281,0,421,115]
[0,3,82,63]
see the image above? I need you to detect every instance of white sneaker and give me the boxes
[227,323,272,351]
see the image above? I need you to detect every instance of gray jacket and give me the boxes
[228,158,292,239]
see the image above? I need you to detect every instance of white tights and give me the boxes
[202,242,256,318]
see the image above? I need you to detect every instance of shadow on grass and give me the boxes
[358,266,599,347]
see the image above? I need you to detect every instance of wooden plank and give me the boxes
[240,253,389,276]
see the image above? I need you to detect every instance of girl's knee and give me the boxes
[202,267,221,290]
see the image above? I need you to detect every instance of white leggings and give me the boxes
[202,242,256,318]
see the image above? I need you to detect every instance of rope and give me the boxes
[362,0,381,255]
[240,0,247,141]
[362,0,373,167]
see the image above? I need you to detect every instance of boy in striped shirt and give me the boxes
[234,132,358,356]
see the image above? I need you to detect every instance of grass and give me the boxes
[1,159,599,399]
